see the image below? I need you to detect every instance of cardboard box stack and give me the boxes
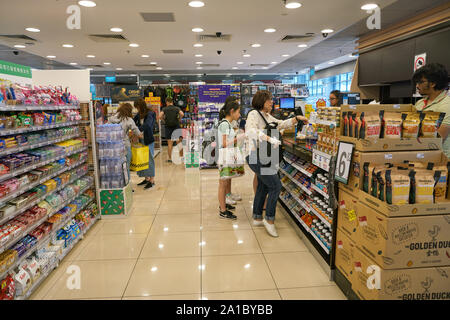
[335,104,450,300]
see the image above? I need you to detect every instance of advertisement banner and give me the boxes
[111,85,142,102]
[0,60,32,78]
[198,85,230,103]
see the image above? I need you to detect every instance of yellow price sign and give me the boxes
[347,209,356,222]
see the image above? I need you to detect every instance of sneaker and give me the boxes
[226,197,237,205]
[219,210,237,220]
[226,204,235,210]
[167,159,172,163]
[144,182,153,189]
[230,193,242,201]
[137,180,147,186]
[263,219,278,237]
[253,219,264,227]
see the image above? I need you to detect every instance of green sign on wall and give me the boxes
[0,60,32,78]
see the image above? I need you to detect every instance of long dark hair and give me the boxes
[134,98,149,119]
[117,103,133,120]
[219,101,240,121]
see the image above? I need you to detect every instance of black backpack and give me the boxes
[253,110,283,168]
[164,106,180,127]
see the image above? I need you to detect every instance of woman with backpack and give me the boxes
[245,90,308,237]
[133,99,157,189]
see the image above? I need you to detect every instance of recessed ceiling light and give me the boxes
[193,43,203,47]
[251,43,261,48]
[232,67,238,70]
[282,54,290,57]
[321,29,334,34]
[285,1,302,9]
[192,27,204,33]
[129,43,139,47]
[150,62,157,65]
[110,27,123,32]
[116,68,123,70]
[197,67,203,69]
[86,55,95,58]
[69,62,77,65]
[243,54,251,58]
[25,27,40,33]
[237,62,244,65]
[361,3,379,10]
[141,55,149,58]
[264,28,276,33]
[130,74,137,76]
[271,61,277,64]
[195,54,203,57]
[284,73,289,75]
[195,62,203,64]
[156,67,162,70]
[262,67,268,69]
[188,1,205,8]
[47,55,56,59]
[226,74,232,76]
[78,1,96,7]
[14,45,26,48]
[103,62,111,65]
[62,44,74,48]
[297,44,307,48]
[328,61,335,64]
[87,68,93,71]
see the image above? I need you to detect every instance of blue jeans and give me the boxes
[126,146,132,181]
[138,142,155,178]
[246,154,281,222]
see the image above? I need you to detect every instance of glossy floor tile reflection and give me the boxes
[30,147,346,300]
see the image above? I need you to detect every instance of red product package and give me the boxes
[0,275,15,300]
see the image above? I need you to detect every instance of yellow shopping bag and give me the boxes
[130,144,149,171]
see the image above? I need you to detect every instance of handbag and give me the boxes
[254,110,283,168]
[217,120,245,179]
[130,143,149,171]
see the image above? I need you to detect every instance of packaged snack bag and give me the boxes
[379,110,385,139]
[433,165,448,202]
[352,112,359,138]
[375,167,386,201]
[363,162,371,193]
[348,112,354,137]
[383,112,402,139]
[342,112,348,136]
[363,112,381,139]
[414,170,435,204]
[370,165,378,197]
[385,169,410,205]
[402,112,421,138]
[420,112,446,138]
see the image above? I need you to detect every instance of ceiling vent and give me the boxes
[197,34,232,42]
[250,64,270,67]
[162,49,184,54]
[0,34,37,44]
[140,12,175,22]
[280,34,315,42]
[88,34,128,43]
[201,64,220,67]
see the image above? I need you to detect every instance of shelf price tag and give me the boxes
[335,141,354,185]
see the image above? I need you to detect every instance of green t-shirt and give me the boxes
[415,90,450,158]
[218,120,235,149]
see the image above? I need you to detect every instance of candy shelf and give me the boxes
[309,206,332,228]
[0,174,91,254]
[311,183,329,199]
[0,146,87,183]
[0,105,80,112]
[279,168,312,195]
[282,156,313,177]
[0,132,80,157]
[0,121,81,137]
[0,155,87,208]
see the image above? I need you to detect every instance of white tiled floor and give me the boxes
[30,147,346,300]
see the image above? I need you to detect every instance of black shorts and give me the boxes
[166,126,182,141]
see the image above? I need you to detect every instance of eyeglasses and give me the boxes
[416,80,428,85]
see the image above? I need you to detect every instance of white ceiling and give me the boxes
[0,0,397,73]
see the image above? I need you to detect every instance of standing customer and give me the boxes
[413,63,450,159]
[134,99,157,189]
[329,90,341,107]
[159,98,184,162]
[108,103,143,181]
[245,90,308,237]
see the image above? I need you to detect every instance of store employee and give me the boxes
[412,63,450,159]
[329,90,341,107]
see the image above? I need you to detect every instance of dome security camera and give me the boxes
[13,51,19,55]
[216,32,222,38]
[322,32,329,38]
[217,50,222,55]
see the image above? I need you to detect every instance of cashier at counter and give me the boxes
[412,63,450,159]
[329,90,341,107]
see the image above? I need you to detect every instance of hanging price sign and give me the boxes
[335,141,354,185]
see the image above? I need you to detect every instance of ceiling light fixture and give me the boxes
[197,67,203,69]
[188,1,205,8]
[116,68,123,70]
[232,67,238,69]
[150,62,157,65]
[69,62,77,65]
[47,55,56,59]
[271,61,277,64]
[103,62,111,65]
[14,45,26,48]
[243,54,251,57]
[62,44,74,48]
[282,54,290,57]
[195,54,203,57]
[129,43,139,48]
[141,55,149,58]
[156,67,163,70]
[237,62,244,65]
[297,44,307,48]
[25,27,40,33]
[193,43,203,47]
[195,62,203,64]
[87,68,93,71]
[361,3,379,10]
[262,67,268,69]
[328,61,335,64]
[285,1,302,9]
[78,1,96,7]
[264,28,276,33]
[86,55,95,58]
[192,27,204,32]
[251,43,261,48]
[110,27,123,32]
[321,29,334,34]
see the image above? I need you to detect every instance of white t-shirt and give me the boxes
[218,119,235,149]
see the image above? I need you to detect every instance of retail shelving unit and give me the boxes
[0,100,100,300]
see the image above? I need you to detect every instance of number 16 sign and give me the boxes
[335,141,355,185]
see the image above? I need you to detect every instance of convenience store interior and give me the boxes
[0,0,449,301]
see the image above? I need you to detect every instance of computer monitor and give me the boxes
[339,92,360,105]
[280,97,295,109]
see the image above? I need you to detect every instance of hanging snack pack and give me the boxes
[383,112,402,139]
[361,112,381,139]
[433,164,449,202]
[414,170,435,204]
[420,112,445,138]
[385,169,410,205]
[401,112,421,138]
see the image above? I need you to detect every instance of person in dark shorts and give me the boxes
[159,97,184,162]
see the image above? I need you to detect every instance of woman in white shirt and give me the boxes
[245,90,307,237]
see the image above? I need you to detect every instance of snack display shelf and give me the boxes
[50,197,94,234]
[309,206,332,228]
[0,105,80,112]
[280,182,311,212]
[0,132,80,157]
[0,173,90,254]
[279,168,312,195]
[0,146,88,183]
[0,121,81,137]
[282,156,313,177]
[311,183,329,199]
[279,197,330,255]
[0,156,87,208]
